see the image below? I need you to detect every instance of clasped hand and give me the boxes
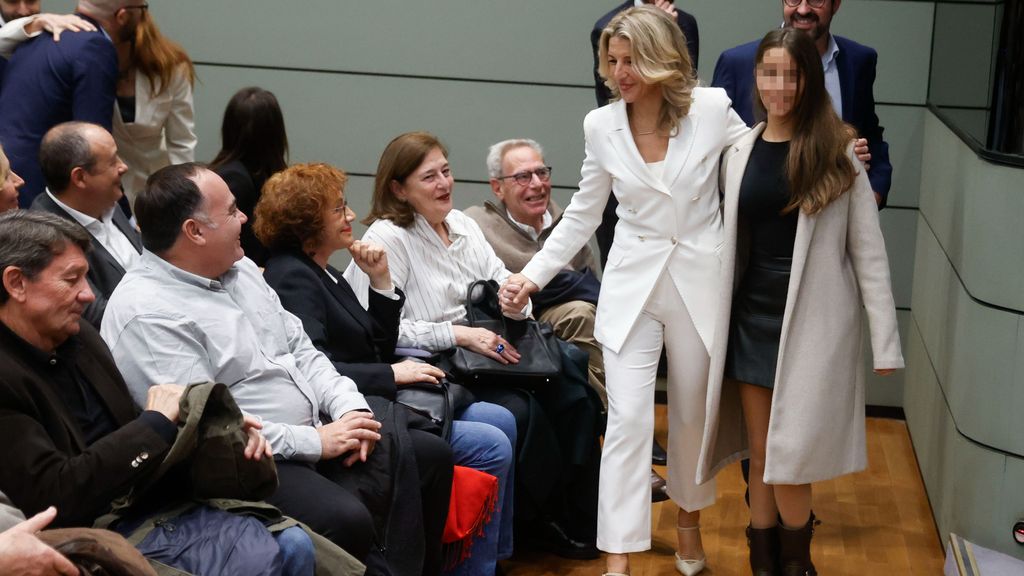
[317,410,382,465]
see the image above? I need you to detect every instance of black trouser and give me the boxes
[406,429,454,576]
[472,384,600,543]
[267,460,382,570]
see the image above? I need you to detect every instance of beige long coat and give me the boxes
[696,125,904,486]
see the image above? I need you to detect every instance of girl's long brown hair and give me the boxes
[754,28,856,215]
[132,14,195,97]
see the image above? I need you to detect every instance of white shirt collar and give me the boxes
[46,189,114,229]
[505,206,551,241]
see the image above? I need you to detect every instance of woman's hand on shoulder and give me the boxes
[391,359,445,385]
[349,241,393,290]
[453,326,520,365]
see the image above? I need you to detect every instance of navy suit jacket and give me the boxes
[0,15,116,207]
[31,192,142,326]
[263,250,406,401]
[592,1,699,107]
[711,35,892,206]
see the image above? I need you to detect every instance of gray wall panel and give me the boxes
[929,3,997,109]
[880,209,917,310]
[147,1,608,87]
[831,0,934,105]
[879,105,925,208]
[911,213,1022,456]
[188,65,594,188]
[905,317,1024,560]
[919,113,1024,311]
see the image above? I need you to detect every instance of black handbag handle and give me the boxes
[464,279,507,331]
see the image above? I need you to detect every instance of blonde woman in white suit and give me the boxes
[503,6,747,575]
[112,10,196,208]
[696,28,903,576]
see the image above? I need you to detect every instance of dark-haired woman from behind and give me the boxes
[698,28,903,576]
[209,86,288,266]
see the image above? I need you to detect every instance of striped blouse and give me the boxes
[344,210,531,351]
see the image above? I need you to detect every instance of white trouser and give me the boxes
[596,271,715,553]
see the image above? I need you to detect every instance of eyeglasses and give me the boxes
[783,0,827,8]
[121,3,149,12]
[332,198,349,214]
[497,167,553,186]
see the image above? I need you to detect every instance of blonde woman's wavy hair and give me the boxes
[597,5,697,134]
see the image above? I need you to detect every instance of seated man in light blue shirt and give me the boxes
[100,162,408,575]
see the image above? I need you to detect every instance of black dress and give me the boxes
[724,137,797,389]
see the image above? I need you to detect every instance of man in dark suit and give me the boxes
[0,0,142,207]
[30,121,139,326]
[712,0,893,207]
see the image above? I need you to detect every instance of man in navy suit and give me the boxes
[0,0,142,208]
[30,122,139,327]
[712,0,893,207]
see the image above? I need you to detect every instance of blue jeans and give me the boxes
[275,526,315,576]
[443,401,516,576]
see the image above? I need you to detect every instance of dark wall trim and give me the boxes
[929,105,1024,168]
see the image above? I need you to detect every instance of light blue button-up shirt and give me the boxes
[822,34,843,116]
[102,251,370,462]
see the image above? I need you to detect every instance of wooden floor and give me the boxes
[502,406,944,575]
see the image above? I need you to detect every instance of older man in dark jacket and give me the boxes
[0,210,314,575]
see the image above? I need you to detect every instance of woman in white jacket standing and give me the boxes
[504,6,747,576]
[697,28,903,576]
[112,8,195,209]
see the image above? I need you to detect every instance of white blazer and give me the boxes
[112,65,196,206]
[521,87,749,354]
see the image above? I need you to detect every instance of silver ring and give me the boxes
[495,343,505,354]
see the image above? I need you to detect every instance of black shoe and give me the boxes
[527,520,600,560]
[651,470,670,503]
[652,437,668,465]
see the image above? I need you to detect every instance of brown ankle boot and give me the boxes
[746,525,779,576]
[778,518,817,576]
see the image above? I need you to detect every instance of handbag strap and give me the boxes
[463,279,506,332]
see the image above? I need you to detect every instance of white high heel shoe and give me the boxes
[675,525,706,576]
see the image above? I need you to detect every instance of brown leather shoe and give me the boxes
[652,469,670,502]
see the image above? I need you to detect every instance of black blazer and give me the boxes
[263,250,406,400]
[214,160,269,266]
[592,0,700,107]
[0,320,173,527]
[31,192,143,326]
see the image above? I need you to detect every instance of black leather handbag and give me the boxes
[441,279,563,388]
[396,379,475,442]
